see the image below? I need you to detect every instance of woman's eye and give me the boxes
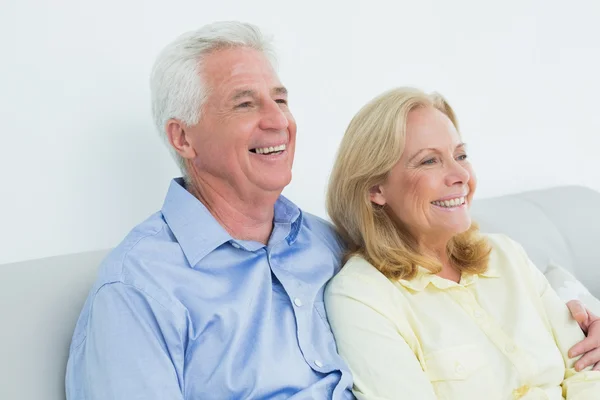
[457,154,468,161]
[421,158,437,165]
[237,102,252,108]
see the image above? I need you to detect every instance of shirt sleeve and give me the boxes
[324,271,438,400]
[513,241,600,399]
[65,282,186,400]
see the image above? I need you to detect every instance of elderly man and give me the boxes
[66,21,600,399]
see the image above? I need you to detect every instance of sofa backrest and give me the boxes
[0,250,107,400]
[471,185,600,297]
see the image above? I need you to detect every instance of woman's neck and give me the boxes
[420,240,461,283]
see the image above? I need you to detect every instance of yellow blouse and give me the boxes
[324,234,600,399]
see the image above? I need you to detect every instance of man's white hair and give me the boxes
[150,21,277,174]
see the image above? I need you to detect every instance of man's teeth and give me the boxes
[254,144,286,154]
[431,197,466,208]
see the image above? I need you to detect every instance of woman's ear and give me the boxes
[369,184,386,206]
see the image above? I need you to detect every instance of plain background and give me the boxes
[1,0,599,264]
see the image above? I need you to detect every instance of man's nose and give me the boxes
[259,100,289,131]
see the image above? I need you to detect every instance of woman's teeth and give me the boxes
[431,196,466,208]
[253,144,286,154]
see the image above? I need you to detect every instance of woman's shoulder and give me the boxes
[480,232,541,279]
[481,232,531,259]
[326,255,396,300]
[333,254,391,283]
[325,255,416,332]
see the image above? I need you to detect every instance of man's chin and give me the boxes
[253,173,292,194]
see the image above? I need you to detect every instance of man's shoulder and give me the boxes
[68,211,188,355]
[300,212,346,254]
[94,211,181,289]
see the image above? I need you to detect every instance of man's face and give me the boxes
[185,47,296,195]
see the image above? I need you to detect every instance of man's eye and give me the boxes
[237,102,252,108]
[275,99,288,105]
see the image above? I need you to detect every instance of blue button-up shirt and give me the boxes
[66,178,354,399]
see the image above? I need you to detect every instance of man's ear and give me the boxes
[166,119,196,159]
[369,184,386,206]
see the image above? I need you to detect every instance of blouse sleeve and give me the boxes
[511,239,600,399]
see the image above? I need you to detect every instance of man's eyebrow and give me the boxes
[272,86,288,96]
[229,87,287,102]
[408,142,466,163]
[230,89,256,102]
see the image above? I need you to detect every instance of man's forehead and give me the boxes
[203,48,283,97]
[204,48,278,79]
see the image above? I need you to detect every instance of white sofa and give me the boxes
[1,185,599,400]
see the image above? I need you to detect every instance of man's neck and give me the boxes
[186,176,279,245]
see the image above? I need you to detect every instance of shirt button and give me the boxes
[473,310,483,318]
[293,298,303,307]
[231,242,241,249]
[505,344,516,353]
[455,363,465,376]
[314,360,324,368]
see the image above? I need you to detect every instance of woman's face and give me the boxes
[370,106,476,247]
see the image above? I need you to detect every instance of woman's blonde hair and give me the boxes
[326,87,490,280]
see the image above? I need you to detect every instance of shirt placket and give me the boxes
[448,285,539,385]
[267,246,328,375]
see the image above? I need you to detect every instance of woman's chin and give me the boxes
[439,218,472,238]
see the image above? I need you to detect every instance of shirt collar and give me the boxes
[161,178,303,267]
[273,194,302,245]
[398,262,501,292]
[228,194,302,251]
[161,178,232,268]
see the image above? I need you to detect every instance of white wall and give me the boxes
[1,0,599,264]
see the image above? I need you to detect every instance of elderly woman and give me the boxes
[324,87,600,399]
